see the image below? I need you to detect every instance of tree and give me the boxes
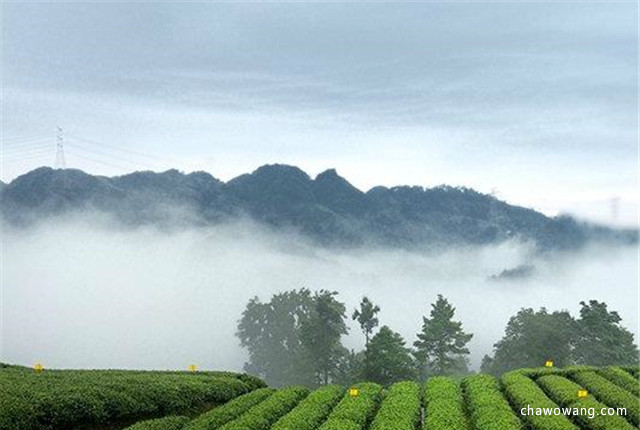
[364,326,416,385]
[352,296,380,347]
[413,295,473,376]
[573,300,639,366]
[483,307,575,375]
[333,349,365,387]
[300,290,349,385]
[236,289,315,386]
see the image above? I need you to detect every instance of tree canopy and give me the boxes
[413,294,473,376]
[363,326,416,385]
[352,296,380,347]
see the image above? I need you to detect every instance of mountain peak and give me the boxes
[315,168,339,180]
[1,165,636,250]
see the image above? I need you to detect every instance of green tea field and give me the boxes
[1,364,638,430]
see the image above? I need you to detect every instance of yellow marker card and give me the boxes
[349,388,359,397]
[188,364,198,372]
[545,360,554,368]
[33,363,44,373]
[578,389,588,398]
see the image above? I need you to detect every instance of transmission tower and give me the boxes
[55,126,66,169]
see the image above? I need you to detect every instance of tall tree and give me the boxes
[352,296,380,347]
[573,300,639,366]
[300,290,349,385]
[236,289,315,386]
[413,295,473,376]
[482,307,575,375]
[364,326,416,385]
[333,349,365,387]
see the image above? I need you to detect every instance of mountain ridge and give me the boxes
[1,165,636,250]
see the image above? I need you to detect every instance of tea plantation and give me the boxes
[1,365,638,430]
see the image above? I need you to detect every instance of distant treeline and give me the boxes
[236,290,639,387]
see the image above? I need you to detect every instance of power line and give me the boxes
[1,153,52,163]
[66,151,134,171]
[1,149,52,159]
[1,142,51,154]
[66,133,167,163]
[0,135,51,145]
[69,142,157,170]
[1,129,172,174]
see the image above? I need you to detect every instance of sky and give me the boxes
[1,2,638,226]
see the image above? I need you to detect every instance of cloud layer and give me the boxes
[2,217,637,371]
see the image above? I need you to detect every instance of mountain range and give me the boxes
[1,165,636,251]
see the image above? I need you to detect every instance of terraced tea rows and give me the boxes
[0,368,265,430]
[1,365,637,430]
[122,366,638,430]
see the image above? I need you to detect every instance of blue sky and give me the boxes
[1,2,638,226]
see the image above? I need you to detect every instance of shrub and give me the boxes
[569,371,639,426]
[316,418,361,430]
[317,382,382,430]
[501,371,578,430]
[123,415,190,430]
[621,366,639,378]
[596,367,639,396]
[462,374,522,430]
[271,385,344,430]
[422,377,469,430]
[536,375,636,430]
[183,388,273,430]
[0,368,254,430]
[217,386,309,430]
[369,381,420,430]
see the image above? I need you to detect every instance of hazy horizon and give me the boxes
[2,2,638,227]
[2,214,637,371]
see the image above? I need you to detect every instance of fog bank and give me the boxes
[2,216,637,371]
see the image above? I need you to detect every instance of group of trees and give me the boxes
[236,290,638,388]
[481,300,639,375]
[236,290,473,387]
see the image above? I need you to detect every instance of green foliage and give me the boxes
[621,366,639,378]
[333,350,366,387]
[501,371,578,430]
[568,371,639,426]
[352,296,380,347]
[369,381,420,430]
[0,368,255,430]
[536,375,636,430]
[271,385,344,430]
[537,375,585,405]
[237,289,316,387]
[123,415,190,430]
[363,326,417,386]
[573,301,639,367]
[236,373,268,391]
[596,367,639,396]
[482,308,575,375]
[238,289,349,387]
[183,388,273,430]
[317,382,382,430]
[414,295,472,376]
[462,374,522,430]
[217,386,309,430]
[300,290,349,385]
[422,377,469,430]
[565,397,636,430]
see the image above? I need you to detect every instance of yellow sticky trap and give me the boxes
[188,364,198,372]
[578,389,588,398]
[33,363,44,373]
[545,360,554,368]
[349,388,359,397]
